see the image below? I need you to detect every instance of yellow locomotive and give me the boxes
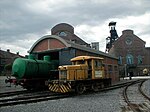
[47,56,111,94]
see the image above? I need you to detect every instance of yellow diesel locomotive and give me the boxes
[47,56,111,94]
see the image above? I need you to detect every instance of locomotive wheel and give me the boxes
[92,83,99,92]
[75,83,86,94]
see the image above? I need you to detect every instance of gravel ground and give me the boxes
[142,79,150,97]
[0,89,122,112]
[0,76,149,112]
[0,76,24,93]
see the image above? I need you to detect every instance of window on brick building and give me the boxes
[114,66,118,71]
[126,54,134,64]
[137,55,142,64]
[108,65,113,75]
[118,56,122,65]
[59,31,67,36]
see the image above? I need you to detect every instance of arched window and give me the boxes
[137,55,142,64]
[59,31,67,36]
[118,56,122,65]
[126,54,134,64]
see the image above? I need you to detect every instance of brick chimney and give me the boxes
[122,30,134,35]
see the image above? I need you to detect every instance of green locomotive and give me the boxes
[5,55,59,90]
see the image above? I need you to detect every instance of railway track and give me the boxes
[0,79,141,108]
[122,79,150,112]
[0,90,37,97]
[138,80,150,102]
[0,90,73,107]
[85,79,141,94]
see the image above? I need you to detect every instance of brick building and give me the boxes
[0,49,22,75]
[109,29,150,76]
[28,23,119,83]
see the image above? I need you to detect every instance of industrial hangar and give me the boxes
[28,23,119,83]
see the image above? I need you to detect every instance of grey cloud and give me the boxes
[0,0,150,55]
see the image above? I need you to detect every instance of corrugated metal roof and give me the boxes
[66,40,118,59]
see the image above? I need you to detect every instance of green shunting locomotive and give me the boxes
[5,55,59,90]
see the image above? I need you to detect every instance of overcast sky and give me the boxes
[0,0,150,56]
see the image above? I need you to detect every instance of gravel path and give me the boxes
[0,89,122,112]
[142,79,150,98]
[0,76,149,112]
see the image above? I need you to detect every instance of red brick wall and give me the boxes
[33,39,48,52]
[103,57,119,83]
[109,30,150,76]
[110,30,148,65]
[33,38,66,52]
[49,39,66,49]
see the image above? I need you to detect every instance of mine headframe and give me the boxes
[105,21,118,53]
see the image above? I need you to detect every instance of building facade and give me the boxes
[109,29,150,76]
[28,23,119,83]
[0,49,22,75]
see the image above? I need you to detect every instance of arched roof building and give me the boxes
[28,23,119,83]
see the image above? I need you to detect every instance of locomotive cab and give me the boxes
[48,56,111,94]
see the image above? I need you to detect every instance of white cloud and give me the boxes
[114,12,150,46]
[0,33,41,56]
[74,12,150,52]
[1,44,27,56]
[74,22,109,52]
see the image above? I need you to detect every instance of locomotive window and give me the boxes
[95,60,102,67]
[77,60,85,64]
[59,70,67,80]
[72,62,76,65]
